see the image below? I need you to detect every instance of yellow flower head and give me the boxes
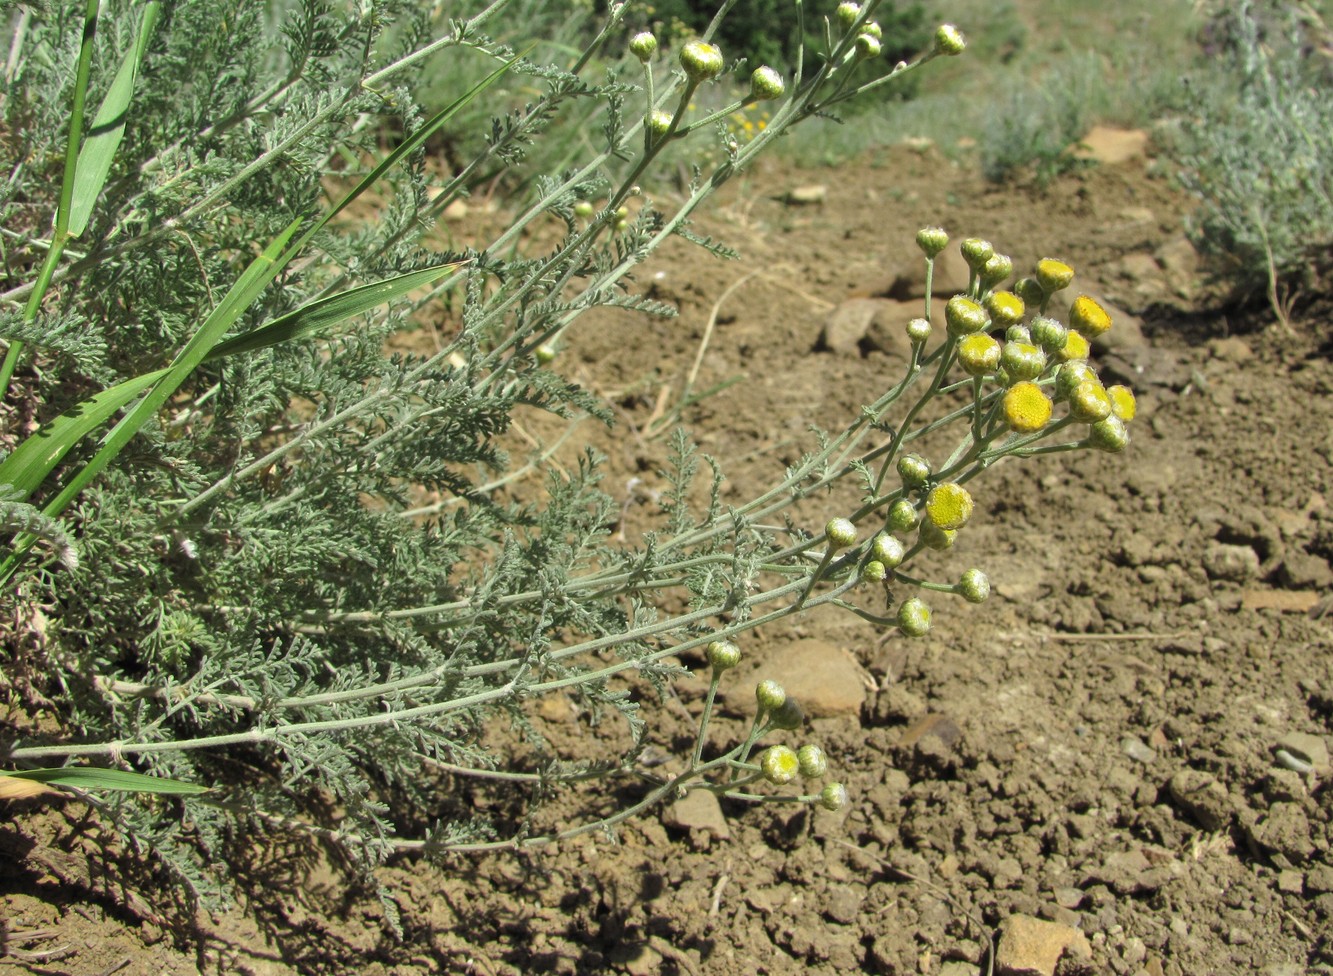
[985,290,1025,328]
[1003,381,1052,433]
[1069,295,1112,338]
[925,482,974,531]
[1108,384,1137,421]
[1056,329,1091,363]
[1036,258,1075,295]
[958,333,1001,376]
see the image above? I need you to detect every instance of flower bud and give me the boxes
[1029,315,1068,354]
[958,333,1001,376]
[769,696,805,731]
[836,1,861,29]
[855,32,882,58]
[886,498,919,532]
[916,227,949,258]
[761,745,800,785]
[1108,384,1137,421]
[707,639,741,671]
[1035,257,1075,295]
[817,782,849,811]
[680,40,724,82]
[933,23,966,56]
[1069,295,1112,338]
[960,237,994,272]
[1086,415,1130,453]
[906,317,933,344]
[573,200,595,219]
[1000,341,1046,383]
[1056,329,1091,363]
[534,343,557,364]
[749,65,786,101]
[1013,276,1045,307]
[985,290,1025,329]
[1068,379,1112,424]
[896,453,932,489]
[945,295,989,337]
[980,253,1013,289]
[870,532,905,569]
[957,567,990,603]
[861,559,887,583]
[755,678,787,712]
[896,596,932,637]
[1002,381,1052,433]
[825,517,857,549]
[925,482,973,531]
[918,520,956,550]
[646,109,674,138]
[1053,360,1097,402]
[629,31,658,62]
[797,744,828,778]
[862,19,882,38]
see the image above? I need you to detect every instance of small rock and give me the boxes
[1203,543,1261,582]
[1053,887,1085,910]
[1167,769,1232,831]
[785,184,827,205]
[1276,870,1304,894]
[1072,125,1149,165]
[1208,335,1253,364]
[664,789,730,839]
[1248,802,1315,862]
[1122,936,1147,966]
[895,713,963,770]
[1085,849,1177,895]
[1156,236,1200,298]
[1241,589,1321,613]
[1089,299,1146,354]
[1306,863,1333,893]
[756,638,867,718]
[1274,732,1331,775]
[1278,550,1333,590]
[863,298,928,358]
[824,885,862,924]
[819,297,884,354]
[995,914,1094,976]
[1121,735,1157,763]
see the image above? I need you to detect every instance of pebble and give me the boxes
[819,297,884,355]
[1247,802,1315,862]
[995,914,1094,976]
[663,788,730,840]
[1121,736,1157,763]
[1276,870,1303,895]
[1167,769,1232,831]
[753,638,867,718]
[1274,732,1330,775]
[1203,542,1261,582]
[823,885,863,925]
[785,184,827,204]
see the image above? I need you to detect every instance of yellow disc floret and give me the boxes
[958,333,1001,376]
[925,482,974,531]
[1035,258,1075,295]
[1003,381,1052,433]
[984,290,1025,328]
[1069,295,1112,338]
[1108,384,1137,421]
[1056,329,1091,363]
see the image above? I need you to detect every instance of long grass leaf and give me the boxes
[0,767,208,795]
[68,2,161,238]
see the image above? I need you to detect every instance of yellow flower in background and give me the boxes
[1003,381,1052,432]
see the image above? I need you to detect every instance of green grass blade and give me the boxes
[1,767,207,795]
[67,1,161,239]
[209,260,466,359]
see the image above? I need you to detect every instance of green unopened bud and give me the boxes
[896,596,932,637]
[761,745,800,785]
[870,532,905,569]
[918,520,956,551]
[861,559,887,583]
[1005,325,1031,344]
[1086,415,1130,453]
[817,782,849,811]
[1053,361,1098,402]
[985,290,1025,328]
[896,453,932,489]
[933,23,966,56]
[855,32,882,58]
[1013,276,1045,307]
[945,295,990,337]
[836,1,861,29]
[957,568,990,604]
[916,226,949,258]
[534,343,557,364]
[749,65,785,101]
[1029,315,1068,354]
[1035,257,1075,295]
[755,678,787,713]
[680,40,724,82]
[707,639,741,671]
[825,517,857,549]
[613,218,629,234]
[958,333,1001,376]
[861,19,882,39]
[646,109,674,138]
[573,200,595,219]
[960,237,994,272]
[980,253,1013,289]
[1000,341,1046,383]
[629,31,658,62]
[906,317,933,344]
[797,743,828,778]
[925,482,973,531]
[769,696,805,731]
[886,498,919,532]
[1068,379,1113,424]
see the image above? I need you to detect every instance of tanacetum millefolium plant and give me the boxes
[0,0,1130,909]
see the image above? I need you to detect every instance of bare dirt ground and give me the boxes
[4,140,1332,975]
